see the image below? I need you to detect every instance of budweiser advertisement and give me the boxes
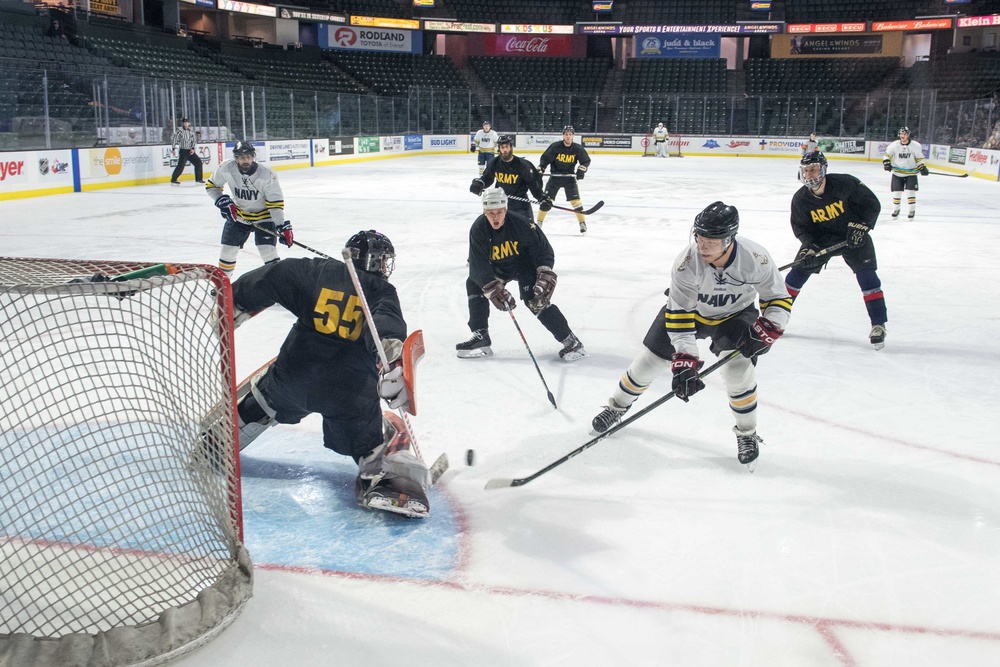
[471,34,585,58]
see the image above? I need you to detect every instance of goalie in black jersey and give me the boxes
[469,135,550,223]
[228,230,432,518]
[538,126,592,233]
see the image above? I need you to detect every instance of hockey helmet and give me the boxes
[692,201,739,248]
[497,134,513,146]
[798,151,828,189]
[562,125,575,135]
[181,116,190,124]
[482,120,492,127]
[898,126,910,135]
[481,187,508,211]
[346,230,395,278]
[233,140,256,158]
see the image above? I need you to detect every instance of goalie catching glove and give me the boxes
[275,220,294,247]
[483,278,516,311]
[737,316,783,359]
[215,195,239,224]
[377,338,409,411]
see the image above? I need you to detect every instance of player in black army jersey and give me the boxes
[786,152,888,349]
[469,135,551,223]
[538,126,592,234]
[230,230,432,518]
[456,188,586,361]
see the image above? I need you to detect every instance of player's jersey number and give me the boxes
[312,288,364,340]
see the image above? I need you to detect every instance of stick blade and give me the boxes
[484,477,515,490]
[429,452,449,485]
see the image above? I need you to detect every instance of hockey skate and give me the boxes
[579,221,587,234]
[590,400,630,435]
[734,427,763,472]
[559,332,587,362]
[891,209,900,219]
[456,329,492,358]
[356,411,430,518]
[869,324,886,350]
[907,211,915,220]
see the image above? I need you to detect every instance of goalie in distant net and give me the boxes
[653,122,670,158]
[227,230,432,518]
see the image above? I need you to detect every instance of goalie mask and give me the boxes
[798,151,828,190]
[692,201,739,249]
[346,230,395,279]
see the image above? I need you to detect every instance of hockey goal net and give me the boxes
[0,258,251,667]
[642,133,683,157]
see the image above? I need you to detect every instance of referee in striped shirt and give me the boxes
[170,117,204,185]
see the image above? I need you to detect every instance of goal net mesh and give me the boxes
[0,258,251,667]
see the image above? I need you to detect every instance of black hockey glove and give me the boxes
[794,244,825,271]
[671,353,705,402]
[918,163,929,176]
[470,178,485,196]
[531,266,557,308]
[483,278,516,312]
[737,316,784,359]
[538,195,553,212]
[470,144,477,153]
[575,165,587,180]
[883,160,892,172]
[215,195,239,223]
[275,220,294,247]
[846,221,870,249]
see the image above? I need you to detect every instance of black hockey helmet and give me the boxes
[346,230,395,279]
[233,140,256,158]
[899,126,910,135]
[692,201,739,247]
[799,151,828,189]
[562,125,575,134]
[497,134,513,146]
[482,119,492,127]
[181,116,190,123]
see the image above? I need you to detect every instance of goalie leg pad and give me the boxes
[355,412,431,518]
[236,379,278,451]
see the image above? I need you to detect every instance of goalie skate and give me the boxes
[356,411,431,518]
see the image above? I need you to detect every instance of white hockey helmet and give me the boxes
[481,187,508,211]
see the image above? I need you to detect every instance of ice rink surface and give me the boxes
[2,152,999,666]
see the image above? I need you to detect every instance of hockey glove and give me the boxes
[470,178,485,196]
[671,353,705,402]
[483,278,516,312]
[737,316,783,359]
[794,244,825,271]
[215,195,239,224]
[532,266,557,307]
[275,220,294,247]
[470,144,477,153]
[918,163,929,176]
[846,221,870,249]
[377,338,408,411]
[538,195,553,212]
[575,165,587,180]
[883,160,892,172]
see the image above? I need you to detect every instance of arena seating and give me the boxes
[325,51,467,97]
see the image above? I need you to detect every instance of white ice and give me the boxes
[2,153,999,666]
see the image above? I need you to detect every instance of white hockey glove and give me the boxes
[233,304,253,329]
[378,338,409,411]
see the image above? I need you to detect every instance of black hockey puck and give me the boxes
[466,449,475,466]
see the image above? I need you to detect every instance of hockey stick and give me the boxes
[340,247,449,483]
[506,193,605,216]
[506,305,557,409]
[484,350,741,490]
[251,224,335,259]
[927,170,968,178]
[778,240,848,271]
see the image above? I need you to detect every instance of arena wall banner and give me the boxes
[469,34,585,58]
[320,25,422,53]
[265,140,312,169]
[404,134,423,151]
[357,136,381,154]
[426,135,466,152]
[0,149,75,200]
[963,147,1000,179]
[518,133,565,150]
[816,138,866,155]
[79,145,164,190]
[581,135,638,150]
[381,136,404,153]
[635,34,722,58]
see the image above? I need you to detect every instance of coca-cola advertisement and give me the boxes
[471,34,585,58]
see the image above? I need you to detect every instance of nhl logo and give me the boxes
[38,158,50,175]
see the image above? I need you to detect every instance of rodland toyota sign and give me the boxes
[321,25,421,53]
[475,34,584,58]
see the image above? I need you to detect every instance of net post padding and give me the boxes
[0,258,252,667]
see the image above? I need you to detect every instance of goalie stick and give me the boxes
[506,193,605,216]
[484,350,741,490]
